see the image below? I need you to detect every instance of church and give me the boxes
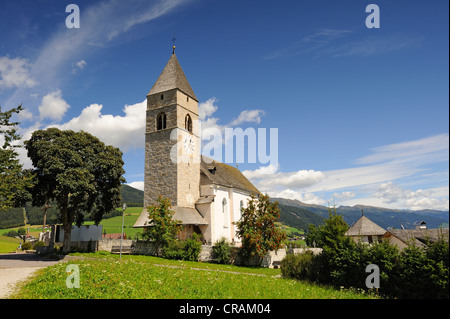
[134,47,260,245]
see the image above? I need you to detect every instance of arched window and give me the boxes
[238,200,244,220]
[185,114,192,133]
[222,198,228,228]
[157,112,166,130]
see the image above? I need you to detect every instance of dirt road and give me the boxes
[0,253,60,298]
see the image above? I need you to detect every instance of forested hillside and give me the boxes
[277,204,325,231]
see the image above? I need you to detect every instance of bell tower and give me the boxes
[144,50,200,209]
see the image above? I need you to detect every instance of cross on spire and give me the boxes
[171,34,176,54]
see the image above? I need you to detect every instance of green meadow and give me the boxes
[9,252,377,299]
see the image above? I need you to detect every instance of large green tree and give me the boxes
[0,105,31,211]
[235,193,286,261]
[306,204,349,249]
[142,196,182,256]
[25,128,126,253]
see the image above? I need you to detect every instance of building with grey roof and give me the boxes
[134,49,259,245]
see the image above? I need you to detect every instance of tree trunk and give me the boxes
[61,200,73,254]
[62,221,72,254]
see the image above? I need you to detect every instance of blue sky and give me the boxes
[0,0,448,211]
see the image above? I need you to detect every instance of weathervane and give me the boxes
[171,34,176,54]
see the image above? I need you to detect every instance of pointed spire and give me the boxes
[148,53,198,101]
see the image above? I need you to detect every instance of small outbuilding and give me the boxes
[383,228,449,250]
[344,214,386,244]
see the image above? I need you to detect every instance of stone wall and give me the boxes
[95,240,322,268]
[133,240,161,256]
[97,239,134,252]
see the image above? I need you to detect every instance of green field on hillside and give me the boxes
[84,207,142,239]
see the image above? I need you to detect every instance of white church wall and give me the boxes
[229,190,250,243]
[198,184,253,245]
[208,186,252,244]
[213,187,231,242]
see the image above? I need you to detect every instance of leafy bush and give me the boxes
[182,233,202,261]
[162,233,202,261]
[393,240,449,299]
[21,242,32,250]
[33,241,45,249]
[4,230,19,237]
[212,237,232,264]
[281,251,322,283]
[162,240,185,260]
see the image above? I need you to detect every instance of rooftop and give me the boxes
[345,215,386,236]
[148,53,198,101]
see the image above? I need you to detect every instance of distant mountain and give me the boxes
[273,197,449,230]
[118,187,449,230]
[278,204,325,231]
[122,184,144,206]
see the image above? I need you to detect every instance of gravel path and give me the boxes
[0,253,60,299]
[0,267,45,298]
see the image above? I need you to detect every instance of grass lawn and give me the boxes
[84,207,142,239]
[0,235,21,253]
[9,252,378,299]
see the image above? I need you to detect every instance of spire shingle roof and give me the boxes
[148,53,198,101]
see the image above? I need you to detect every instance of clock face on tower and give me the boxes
[183,134,195,155]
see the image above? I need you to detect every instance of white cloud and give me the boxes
[229,109,265,126]
[48,100,146,151]
[199,97,218,121]
[356,134,449,165]
[264,29,352,60]
[15,121,42,169]
[269,189,327,206]
[242,134,449,211]
[374,182,449,211]
[326,34,422,58]
[17,108,34,122]
[198,97,269,164]
[374,182,406,204]
[127,181,144,191]
[243,164,325,193]
[0,56,37,89]
[76,60,87,69]
[304,162,423,193]
[38,89,70,121]
[266,170,325,189]
[264,30,421,60]
[72,60,87,74]
[4,0,192,112]
[332,191,356,200]
[242,163,280,179]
